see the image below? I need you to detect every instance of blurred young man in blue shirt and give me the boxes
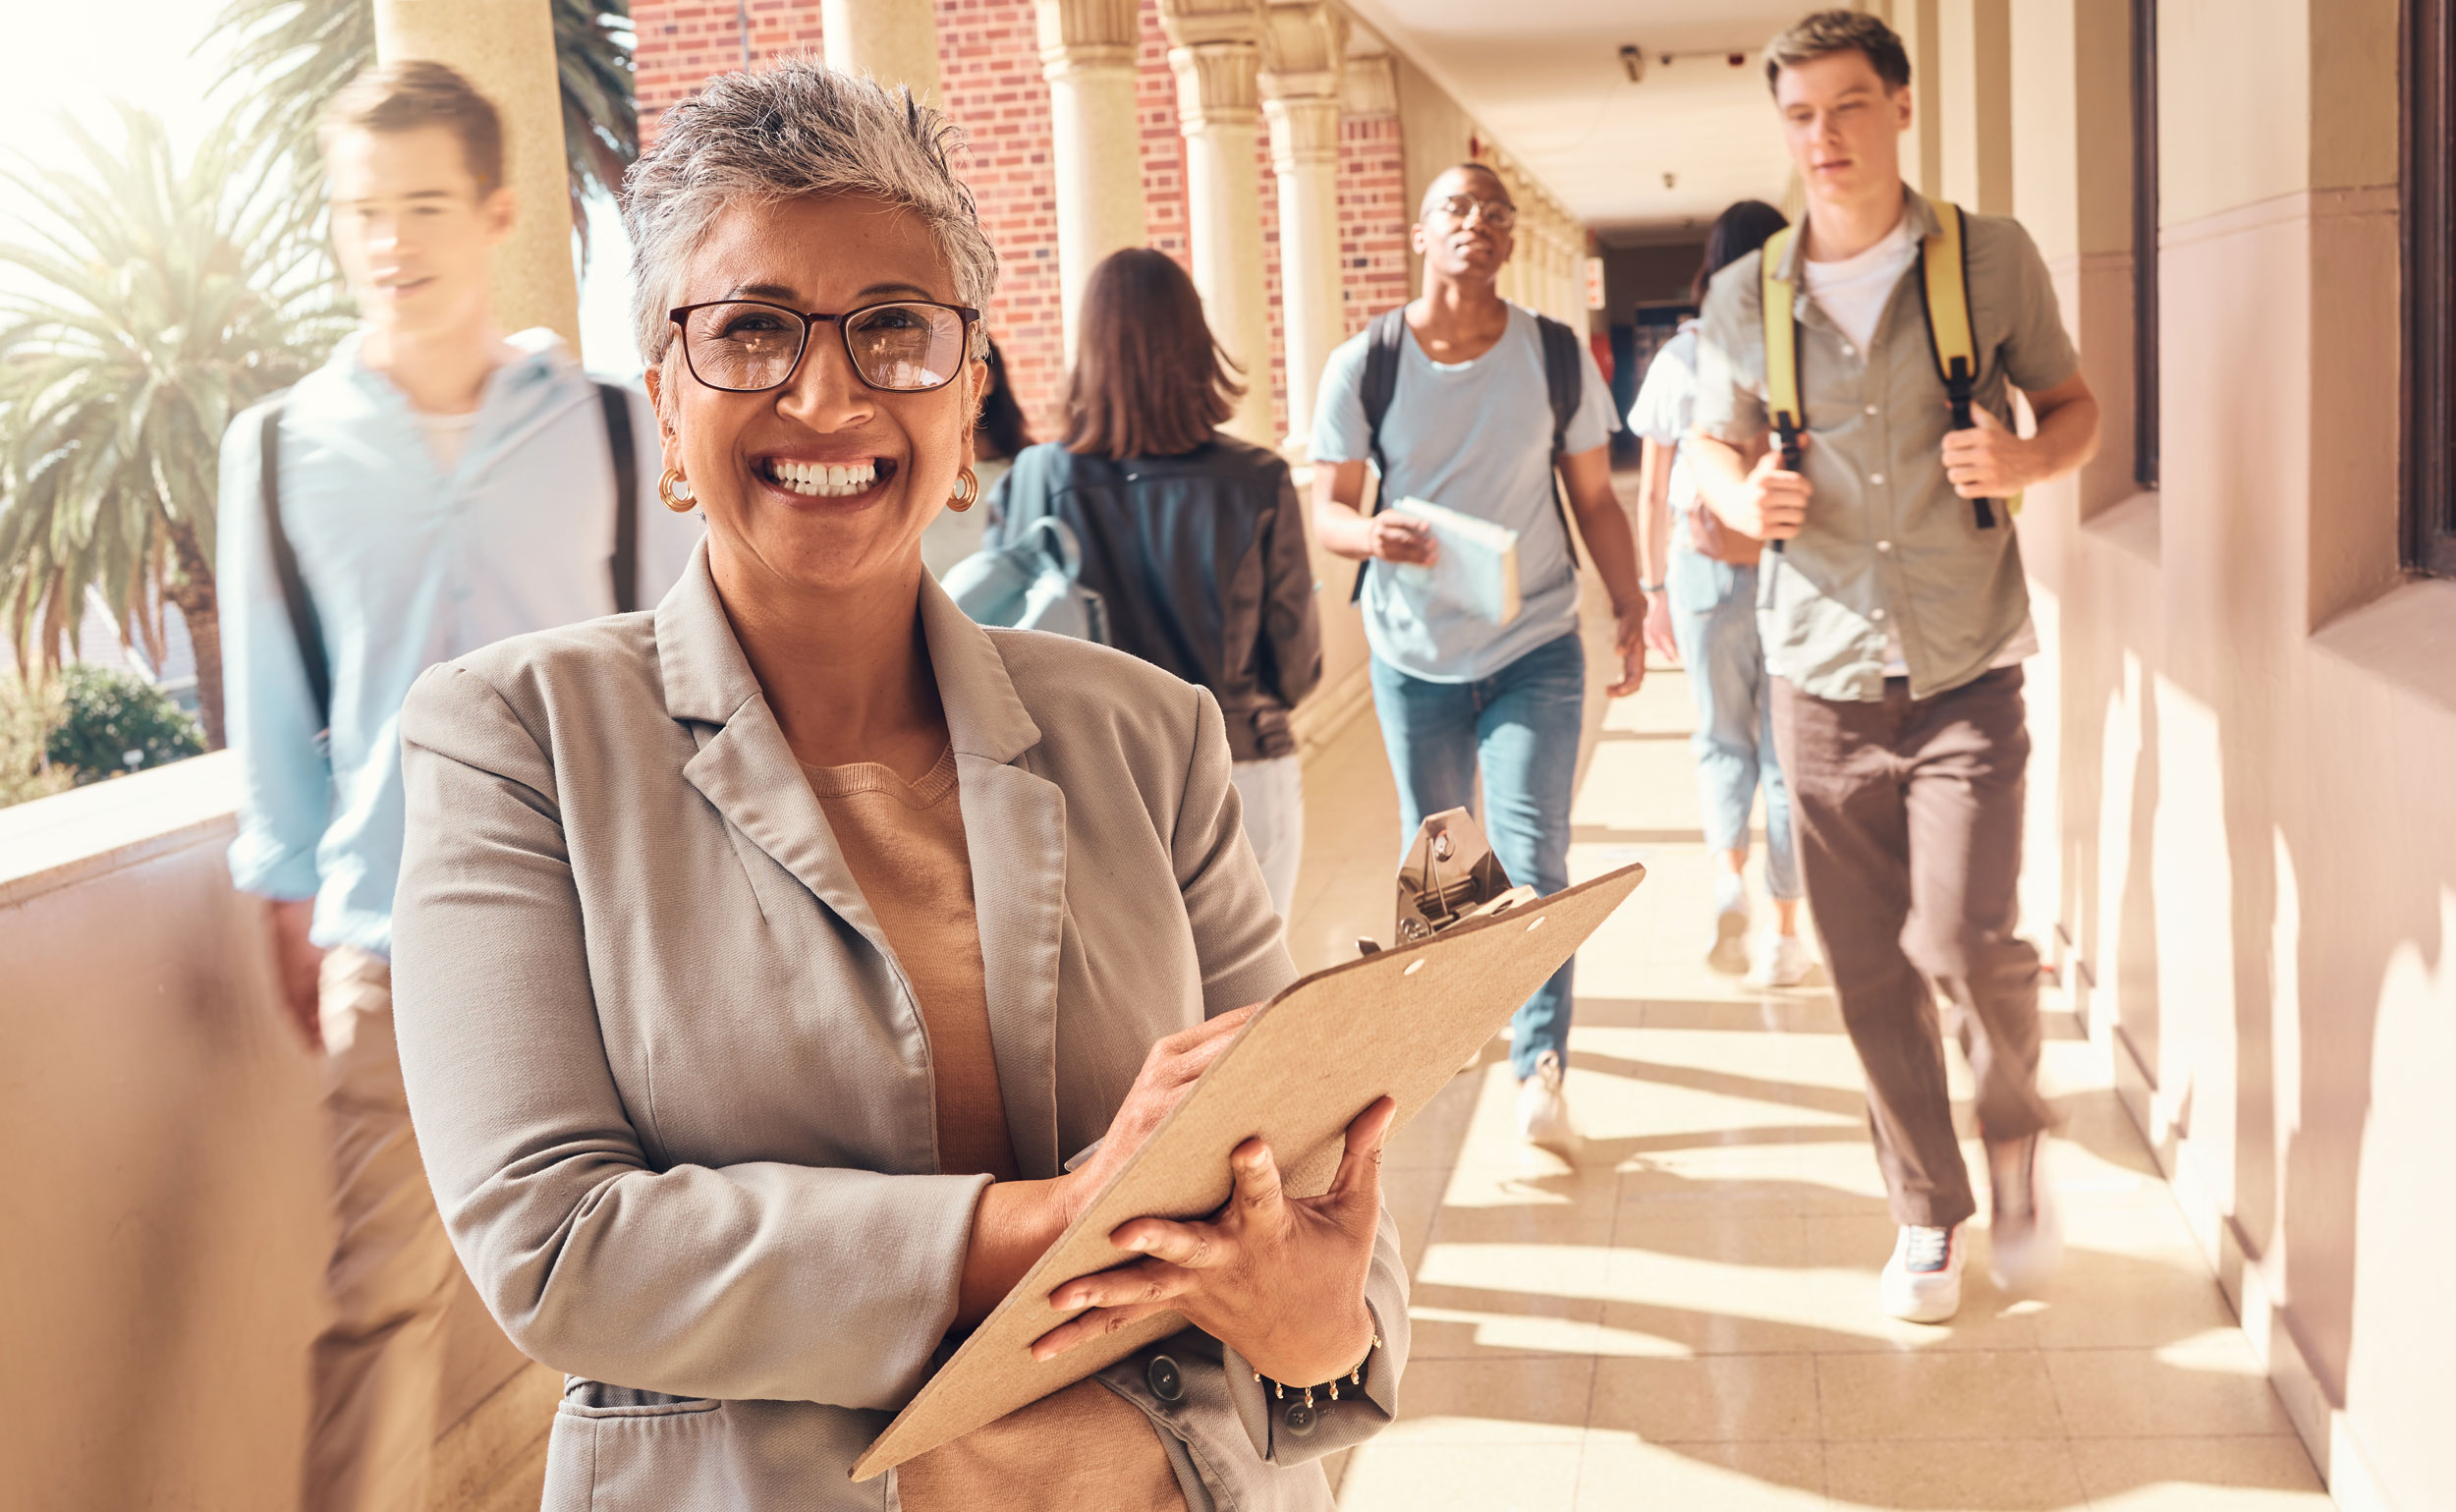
[214,63,698,1512]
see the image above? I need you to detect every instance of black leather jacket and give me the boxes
[983,436,1323,761]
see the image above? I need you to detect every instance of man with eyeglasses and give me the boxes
[213,63,698,1512]
[1311,161,1646,1150]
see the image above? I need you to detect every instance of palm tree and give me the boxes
[206,0,638,241]
[0,107,352,750]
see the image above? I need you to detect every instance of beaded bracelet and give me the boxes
[1251,1328,1382,1410]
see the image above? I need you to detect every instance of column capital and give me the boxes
[1161,0,1265,134]
[1258,0,1346,93]
[1261,93,1342,170]
[1157,0,1264,51]
[1037,0,1140,76]
[1340,50,1398,117]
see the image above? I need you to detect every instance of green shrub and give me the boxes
[0,676,73,809]
[44,664,205,784]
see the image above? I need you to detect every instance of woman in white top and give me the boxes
[1627,199,1811,987]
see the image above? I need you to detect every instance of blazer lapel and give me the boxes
[921,577,1068,1180]
[655,551,1070,1178]
[656,546,888,953]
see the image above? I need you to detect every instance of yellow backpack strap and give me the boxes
[1758,227,1804,555]
[1919,203,2014,523]
[1759,226,1804,467]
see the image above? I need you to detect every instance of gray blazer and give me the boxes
[390,546,1409,1511]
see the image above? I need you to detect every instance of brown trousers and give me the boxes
[1771,667,2056,1229]
[307,947,461,1512]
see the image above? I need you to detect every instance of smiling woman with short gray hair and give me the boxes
[386,60,1408,1512]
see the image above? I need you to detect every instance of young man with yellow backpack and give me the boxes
[1688,11,2102,1323]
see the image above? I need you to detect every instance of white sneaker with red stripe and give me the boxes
[1880,1223,1964,1323]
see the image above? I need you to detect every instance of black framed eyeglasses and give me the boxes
[1430,194,1517,230]
[668,299,982,394]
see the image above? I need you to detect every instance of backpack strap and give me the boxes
[1349,308,1410,601]
[1759,228,1806,470]
[597,381,642,611]
[256,393,332,734]
[1759,229,1803,556]
[1916,203,2005,527]
[1534,312,1587,575]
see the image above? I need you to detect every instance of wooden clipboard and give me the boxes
[849,859,1646,1481]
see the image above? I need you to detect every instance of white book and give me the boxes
[1390,497,1522,625]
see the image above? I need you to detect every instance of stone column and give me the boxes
[822,0,941,104]
[1260,2,1346,454]
[1160,0,1274,443]
[1535,208,1560,319]
[1496,161,1529,308]
[1037,0,1148,351]
[1553,208,1578,323]
[1559,208,1580,321]
[1553,216,1575,323]
[1936,0,2016,213]
[373,0,579,348]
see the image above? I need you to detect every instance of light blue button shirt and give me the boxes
[1310,304,1617,683]
[216,327,702,955]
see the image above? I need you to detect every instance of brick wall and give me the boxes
[937,0,1067,442]
[1337,112,1412,339]
[634,2,818,137]
[630,0,1312,444]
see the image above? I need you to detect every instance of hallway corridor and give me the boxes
[1285,661,2331,1511]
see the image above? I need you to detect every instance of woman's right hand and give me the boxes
[958,1007,1258,1324]
[1061,1006,1259,1210]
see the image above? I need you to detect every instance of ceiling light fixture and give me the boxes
[1618,45,1647,84]
[1648,46,1754,71]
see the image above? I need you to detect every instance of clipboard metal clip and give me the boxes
[1380,807,1538,949]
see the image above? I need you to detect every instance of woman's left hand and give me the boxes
[1033,1095,1397,1387]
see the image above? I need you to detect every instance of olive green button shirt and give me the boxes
[1693,188,2080,702]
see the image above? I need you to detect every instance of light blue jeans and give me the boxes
[1666,534,1802,901]
[1368,633,1585,1078]
[1230,755,1304,922]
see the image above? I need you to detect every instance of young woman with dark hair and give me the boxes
[985,248,1322,920]
[922,333,1032,576]
[1630,198,1812,988]
[974,333,1032,463]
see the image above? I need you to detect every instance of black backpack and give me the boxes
[1350,306,1587,600]
[255,382,641,730]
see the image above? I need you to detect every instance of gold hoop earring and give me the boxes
[948,466,979,513]
[658,467,696,513]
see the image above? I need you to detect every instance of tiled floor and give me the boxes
[1290,632,2328,1510]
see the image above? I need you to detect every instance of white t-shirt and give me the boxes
[1311,304,1619,682]
[417,408,479,472]
[1627,323,1702,520]
[1803,213,2037,676]
[1800,213,1920,351]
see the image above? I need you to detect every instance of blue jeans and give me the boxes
[1667,537,1801,901]
[1368,633,1585,1078]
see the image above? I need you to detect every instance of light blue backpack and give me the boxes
[939,514,1112,644]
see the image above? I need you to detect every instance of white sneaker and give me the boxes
[1517,1049,1578,1151]
[1880,1224,1965,1322]
[1986,1136,2065,1296]
[1707,880,1751,975]
[1744,930,1814,988]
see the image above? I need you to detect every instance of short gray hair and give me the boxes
[622,60,999,364]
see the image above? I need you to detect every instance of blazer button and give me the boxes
[1146,1355,1185,1403]
[1281,1399,1318,1437]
